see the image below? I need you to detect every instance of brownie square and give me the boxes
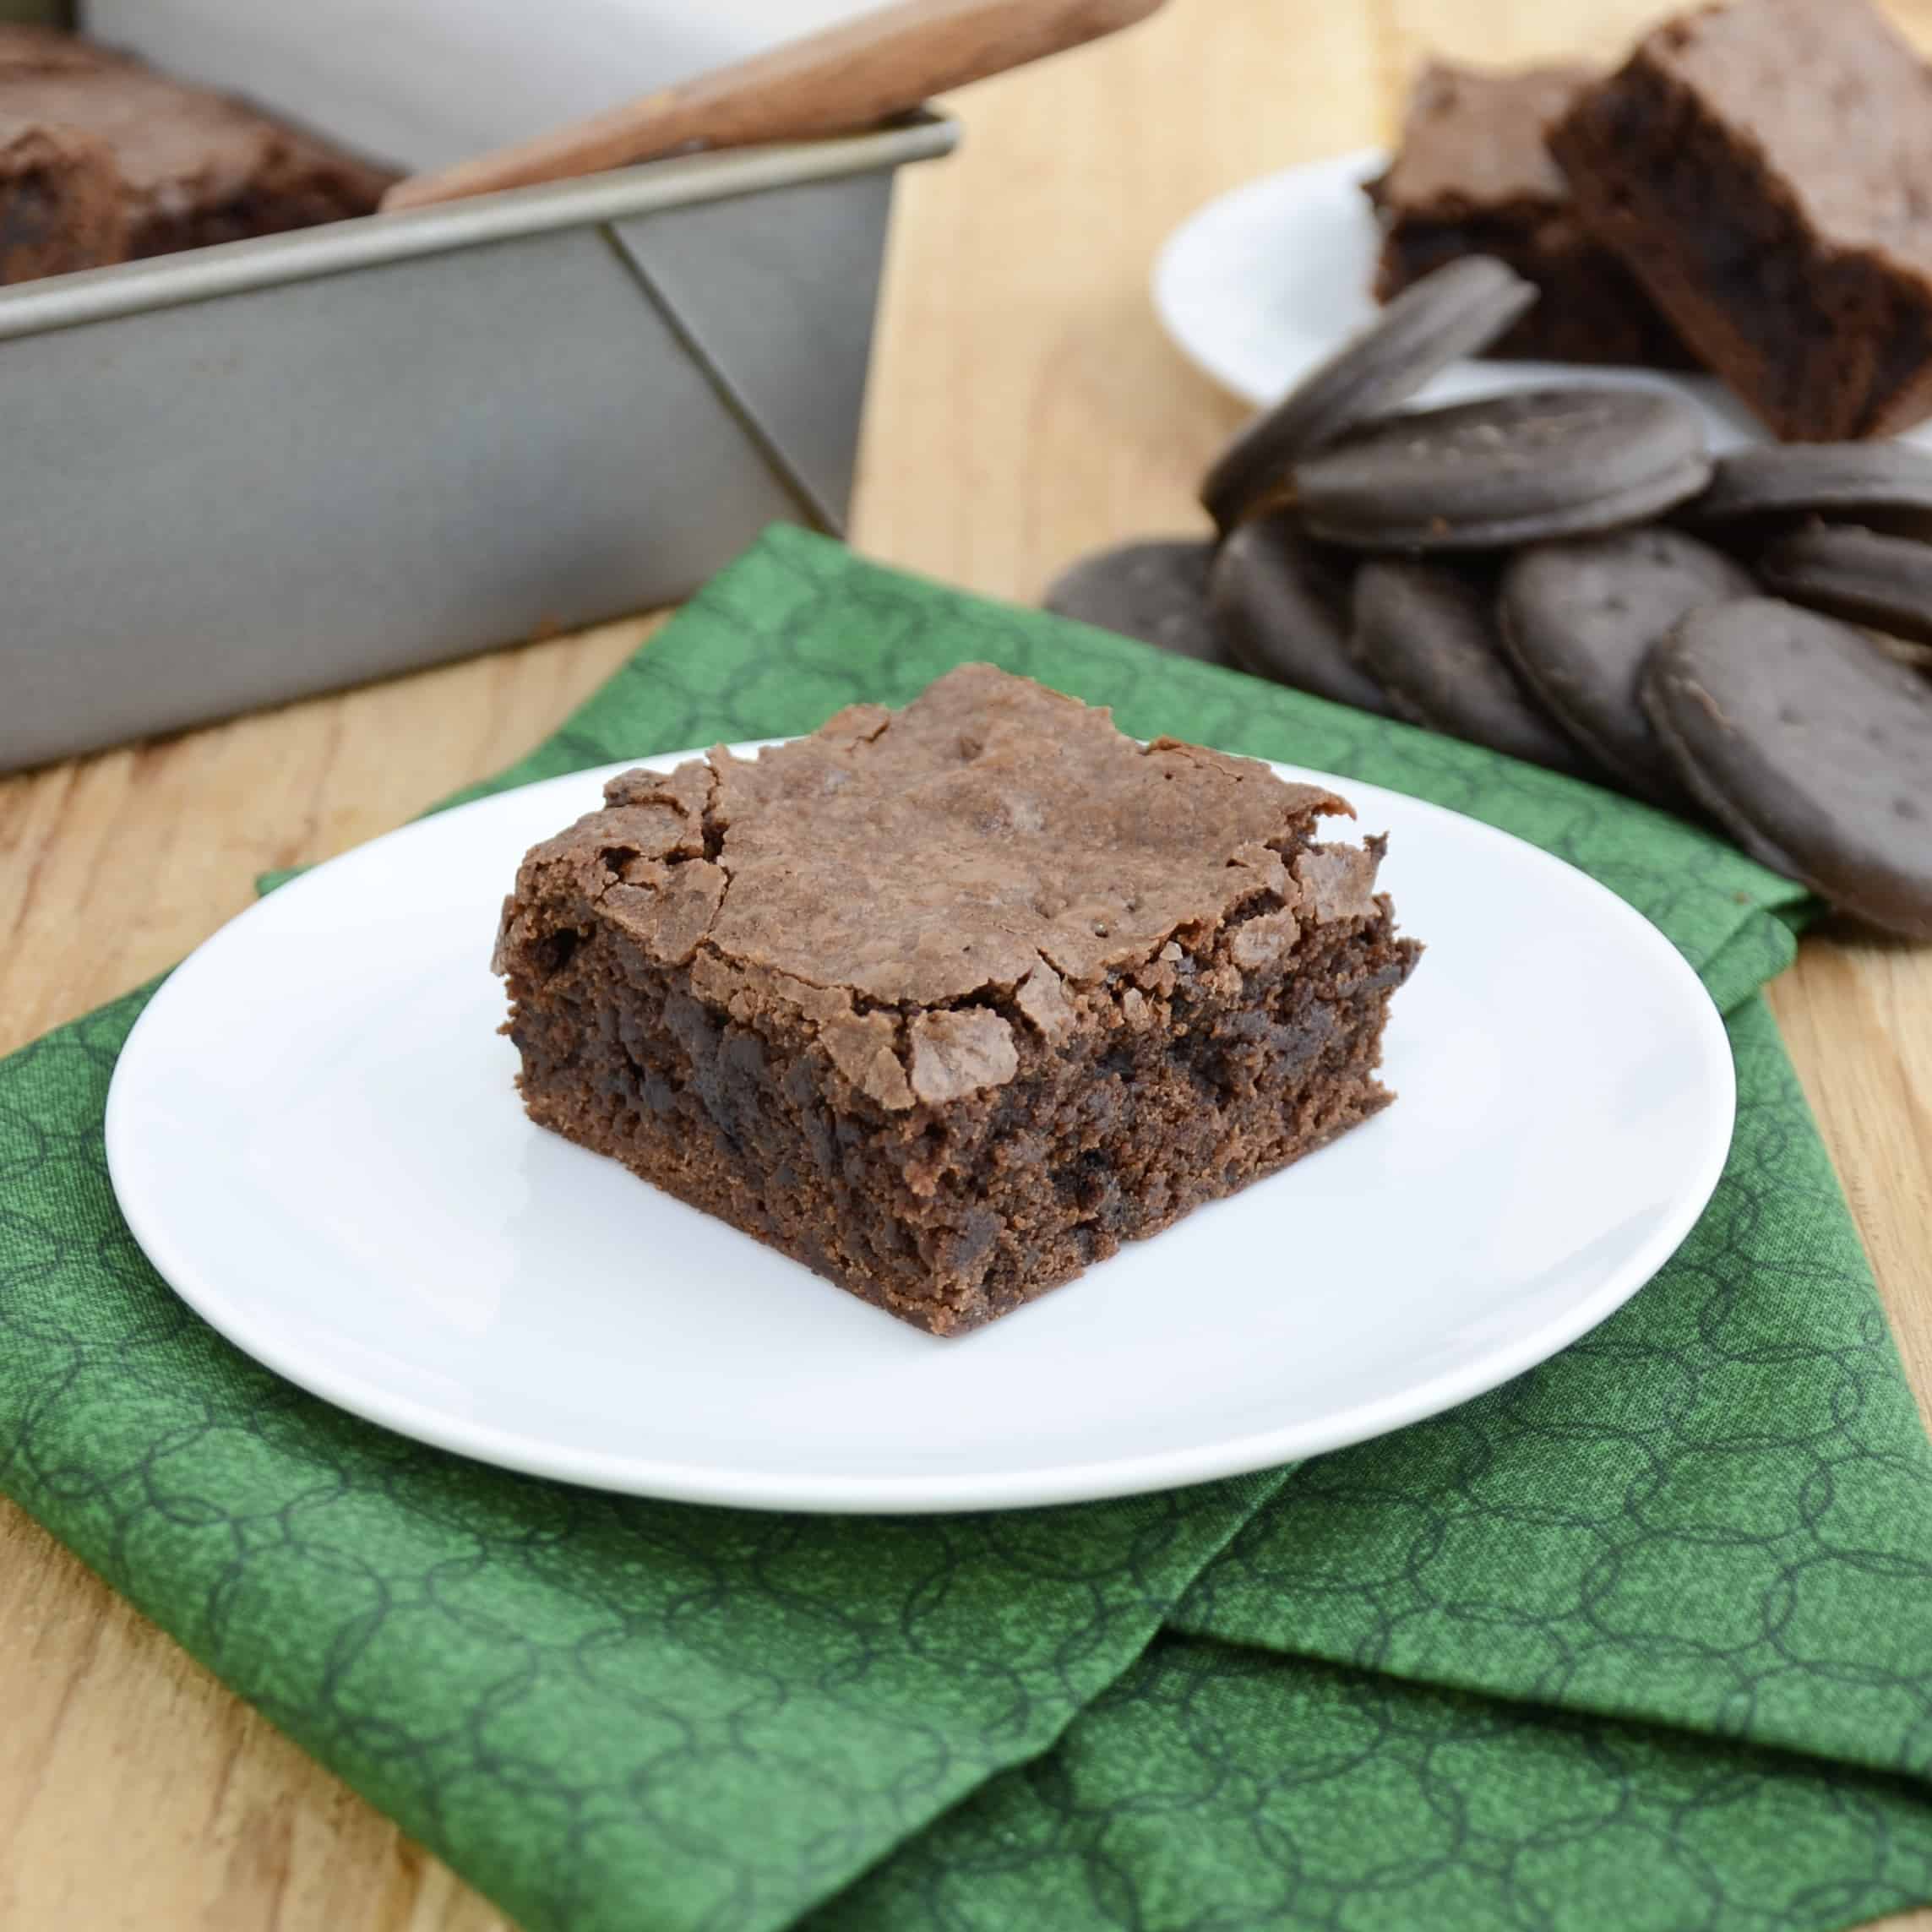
[1551,0,1932,439]
[0,24,395,286]
[1367,60,1694,369]
[494,666,1422,1336]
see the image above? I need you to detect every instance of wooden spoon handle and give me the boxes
[383,0,1166,211]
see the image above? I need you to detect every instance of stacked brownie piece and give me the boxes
[0,24,393,287]
[1549,0,1932,439]
[1367,61,1690,370]
[1369,0,1932,443]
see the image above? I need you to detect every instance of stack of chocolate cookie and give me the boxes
[1044,258,1932,938]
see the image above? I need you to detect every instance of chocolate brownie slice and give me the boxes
[1367,60,1692,368]
[0,24,394,286]
[1551,0,1932,439]
[495,666,1421,1336]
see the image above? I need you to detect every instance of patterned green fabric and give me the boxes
[3,525,1928,1932]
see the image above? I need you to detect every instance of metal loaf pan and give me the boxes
[0,15,955,769]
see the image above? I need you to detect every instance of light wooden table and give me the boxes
[3,2,1928,1925]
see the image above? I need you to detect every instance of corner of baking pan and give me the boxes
[0,110,960,344]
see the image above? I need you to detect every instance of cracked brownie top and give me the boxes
[496,664,1385,1110]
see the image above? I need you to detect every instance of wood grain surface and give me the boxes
[3,0,1929,1925]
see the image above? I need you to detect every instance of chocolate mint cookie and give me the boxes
[1200,254,1535,531]
[1351,558,1598,776]
[1207,514,1390,714]
[1294,387,1711,550]
[1043,540,1229,664]
[1499,527,1755,807]
[1684,444,1932,542]
[1755,523,1932,646]
[1644,598,1932,936]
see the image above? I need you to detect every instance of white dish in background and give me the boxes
[106,748,1734,1514]
[1153,148,1932,454]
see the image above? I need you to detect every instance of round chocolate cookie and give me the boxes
[1499,527,1755,808]
[1682,443,1932,542]
[1042,539,1229,663]
[1755,523,1932,646]
[1293,388,1712,550]
[1643,598,1932,936]
[1207,513,1392,714]
[1199,255,1535,531]
[1350,558,1599,777]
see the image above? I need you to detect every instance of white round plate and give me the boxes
[1153,148,1932,455]
[106,748,1733,1514]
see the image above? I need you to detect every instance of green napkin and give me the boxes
[3,525,1930,1932]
